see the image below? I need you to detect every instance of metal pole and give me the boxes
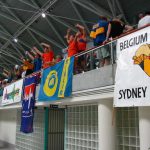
[64,107,67,150]
[44,107,49,150]
[110,39,115,85]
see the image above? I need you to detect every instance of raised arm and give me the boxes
[124,25,134,32]
[75,31,80,41]
[65,28,71,43]
[76,24,86,40]
[26,51,34,61]
[30,48,37,55]
[41,43,51,49]
[105,23,112,41]
[2,72,8,78]
[33,46,43,56]
[3,69,9,74]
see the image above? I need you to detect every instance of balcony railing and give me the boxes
[0,25,149,102]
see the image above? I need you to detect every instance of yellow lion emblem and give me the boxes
[133,44,150,76]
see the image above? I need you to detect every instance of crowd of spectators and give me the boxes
[0,11,150,96]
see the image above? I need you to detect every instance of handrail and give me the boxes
[74,24,150,57]
[0,24,150,91]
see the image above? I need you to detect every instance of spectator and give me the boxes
[138,12,144,21]
[138,11,150,28]
[13,65,21,80]
[33,43,54,69]
[75,24,87,72]
[7,71,13,83]
[65,29,80,73]
[26,50,42,72]
[2,69,13,83]
[65,28,78,57]
[21,57,34,76]
[90,16,110,67]
[55,55,62,63]
[90,16,108,46]
[105,18,133,41]
[76,24,87,52]
[0,81,3,96]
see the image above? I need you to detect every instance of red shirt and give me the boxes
[77,35,87,52]
[68,40,78,57]
[42,51,54,69]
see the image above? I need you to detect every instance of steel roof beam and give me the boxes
[18,0,39,9]
[0,28,34,51]
[48,14,77,32]
[29,27,64,49]
[30,0,41,8]
[0,51,21,62]
[0,54,18,65]
[0,12,23,25]
[27,29,43,50]
[106,0,116,17]
[0,35,23,56]
[0,42,20,57]
[70,0,90,34]
[46,18,67,47]
[1,0,58,50]
[115,0,128,23]
[72,0,112,18]
[0,25,27,54]
[0,1,23,23]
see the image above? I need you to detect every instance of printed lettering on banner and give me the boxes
[114,26,150,107]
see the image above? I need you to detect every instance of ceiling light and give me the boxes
[14,38,18,43]
[41,13,46,18]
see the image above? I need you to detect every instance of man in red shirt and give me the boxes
[65,28,78,57]
[75,24,87,72]
[65,29,80,73]
[33,43,54,69]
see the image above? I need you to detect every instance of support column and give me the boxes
[44,108,49,150]
[139,107,150,150]
[98,100,116,150]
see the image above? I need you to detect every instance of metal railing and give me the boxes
[0,24,149,100]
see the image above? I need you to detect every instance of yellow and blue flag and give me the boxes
[38,57,74,101]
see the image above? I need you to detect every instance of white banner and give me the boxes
[114,26,150,107]
[2,79,23,106]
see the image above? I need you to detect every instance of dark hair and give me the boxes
[145,11,150,15]
[99,16,107,21]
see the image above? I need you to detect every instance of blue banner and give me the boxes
[20,76,36,133]
[38,57,74,101]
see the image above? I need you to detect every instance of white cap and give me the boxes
[15,65,19,69]
[4,79,8,82]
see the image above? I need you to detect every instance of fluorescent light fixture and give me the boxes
[41,13,46,18]
[14,38,18,43]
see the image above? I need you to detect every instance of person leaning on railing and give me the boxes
[138,11,150,28]
[90,16,110,67]
[104,18,133,42]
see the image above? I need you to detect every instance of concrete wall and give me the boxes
[139,107,150,150]
[73,65,115,92]
[0,109,17,145]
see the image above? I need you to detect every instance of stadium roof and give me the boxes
[0,0,149,76]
